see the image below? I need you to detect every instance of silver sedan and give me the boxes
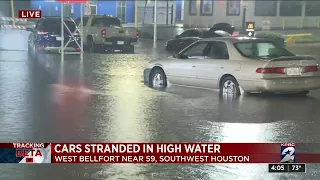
[143,37,320,96]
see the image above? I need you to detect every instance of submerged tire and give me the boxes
[219,76,241,97]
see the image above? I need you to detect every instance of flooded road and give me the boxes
[0,30,320,179]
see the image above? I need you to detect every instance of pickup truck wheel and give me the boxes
[88,39,95,53]
[127,46,134,54]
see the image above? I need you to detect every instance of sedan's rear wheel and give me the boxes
[219,76,241,97]
[150,69,167,89]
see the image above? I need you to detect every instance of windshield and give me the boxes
[91,18,121,27]
[42,19,76,33]
[234,41,294,59]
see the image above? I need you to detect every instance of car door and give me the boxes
[166,41,210,86]
[192,41,235,89]
[178,38,198,52]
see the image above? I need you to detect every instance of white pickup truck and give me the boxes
[75,15,138,53]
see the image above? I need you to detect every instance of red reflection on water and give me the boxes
[51,79,92,122]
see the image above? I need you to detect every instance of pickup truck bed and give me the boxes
[76,15,138,53]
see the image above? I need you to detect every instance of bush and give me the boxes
[255,32,286,47]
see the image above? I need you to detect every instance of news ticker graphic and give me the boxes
[0,143,51,163]
[0,143,319,164]
[268,164,306,173]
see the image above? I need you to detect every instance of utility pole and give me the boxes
[153,0,157,47]
[166,0,169,25]
[135,0,138,27]
[10,0,15,25]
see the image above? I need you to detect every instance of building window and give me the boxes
[89,0,97,6]
[254,0,277,16]
[117,1,126,23]
[280,1,302,16]
[189,0,197,16]
[200,0,213,16]
[226,0,240,16]
[305,2,320,16]
[90,5,97,15]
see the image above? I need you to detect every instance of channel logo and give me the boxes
[280,143,295,163]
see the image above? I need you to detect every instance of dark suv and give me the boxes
[27,17,80,56]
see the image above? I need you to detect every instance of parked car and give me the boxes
[165,29,230,52]
[27,17,80,57]
[209,23,235,35]
[165,37,200,52]
[144,37,320,96]
[75,15,138,53]
[255,32,286,47]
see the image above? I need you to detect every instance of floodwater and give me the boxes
[0,30,320,179]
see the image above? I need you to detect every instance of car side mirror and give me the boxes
[177,53,188,59]
[175,35,180,39]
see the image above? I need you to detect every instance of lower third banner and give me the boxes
[0,143,320,164]
[0,143,51,163]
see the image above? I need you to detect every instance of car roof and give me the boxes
[185,28,209,32]
[179,37,201,40]
[41,16,74,21]
[198,37,269,43]
[83,15,119,18]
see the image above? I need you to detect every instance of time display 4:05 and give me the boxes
[268,164,306,173]
[268,164,289,173]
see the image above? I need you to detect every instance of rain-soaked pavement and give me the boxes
[1,29,320,179]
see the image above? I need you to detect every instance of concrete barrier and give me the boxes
[285,33,312,46]
[0,29,29,51]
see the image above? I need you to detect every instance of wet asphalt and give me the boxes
[0,30,320,180]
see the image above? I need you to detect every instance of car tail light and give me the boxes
[303,66,318,73]
[256,67,285,74]
[136,29,139,36]
[38,46,44,50]
[101,29,106,37]
[76,47,81,51]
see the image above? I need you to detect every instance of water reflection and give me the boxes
[0,51,32,141]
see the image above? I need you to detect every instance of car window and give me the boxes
[181,41,209,57]
[91,17,121,27]
[234,41,294,59]
[235,42,253,57]
[189,30,199,37]
[256,42,277,56]
[75,17,89,27]
[205,42,229,59]
[40,19,76,33]
[180,31,191,37]
[202,31,213,38]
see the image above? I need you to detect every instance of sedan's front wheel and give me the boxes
[150,69,167,89]
[219,76,241,97]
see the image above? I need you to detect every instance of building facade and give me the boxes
[30,0,183,25]
[183,0,320,29]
